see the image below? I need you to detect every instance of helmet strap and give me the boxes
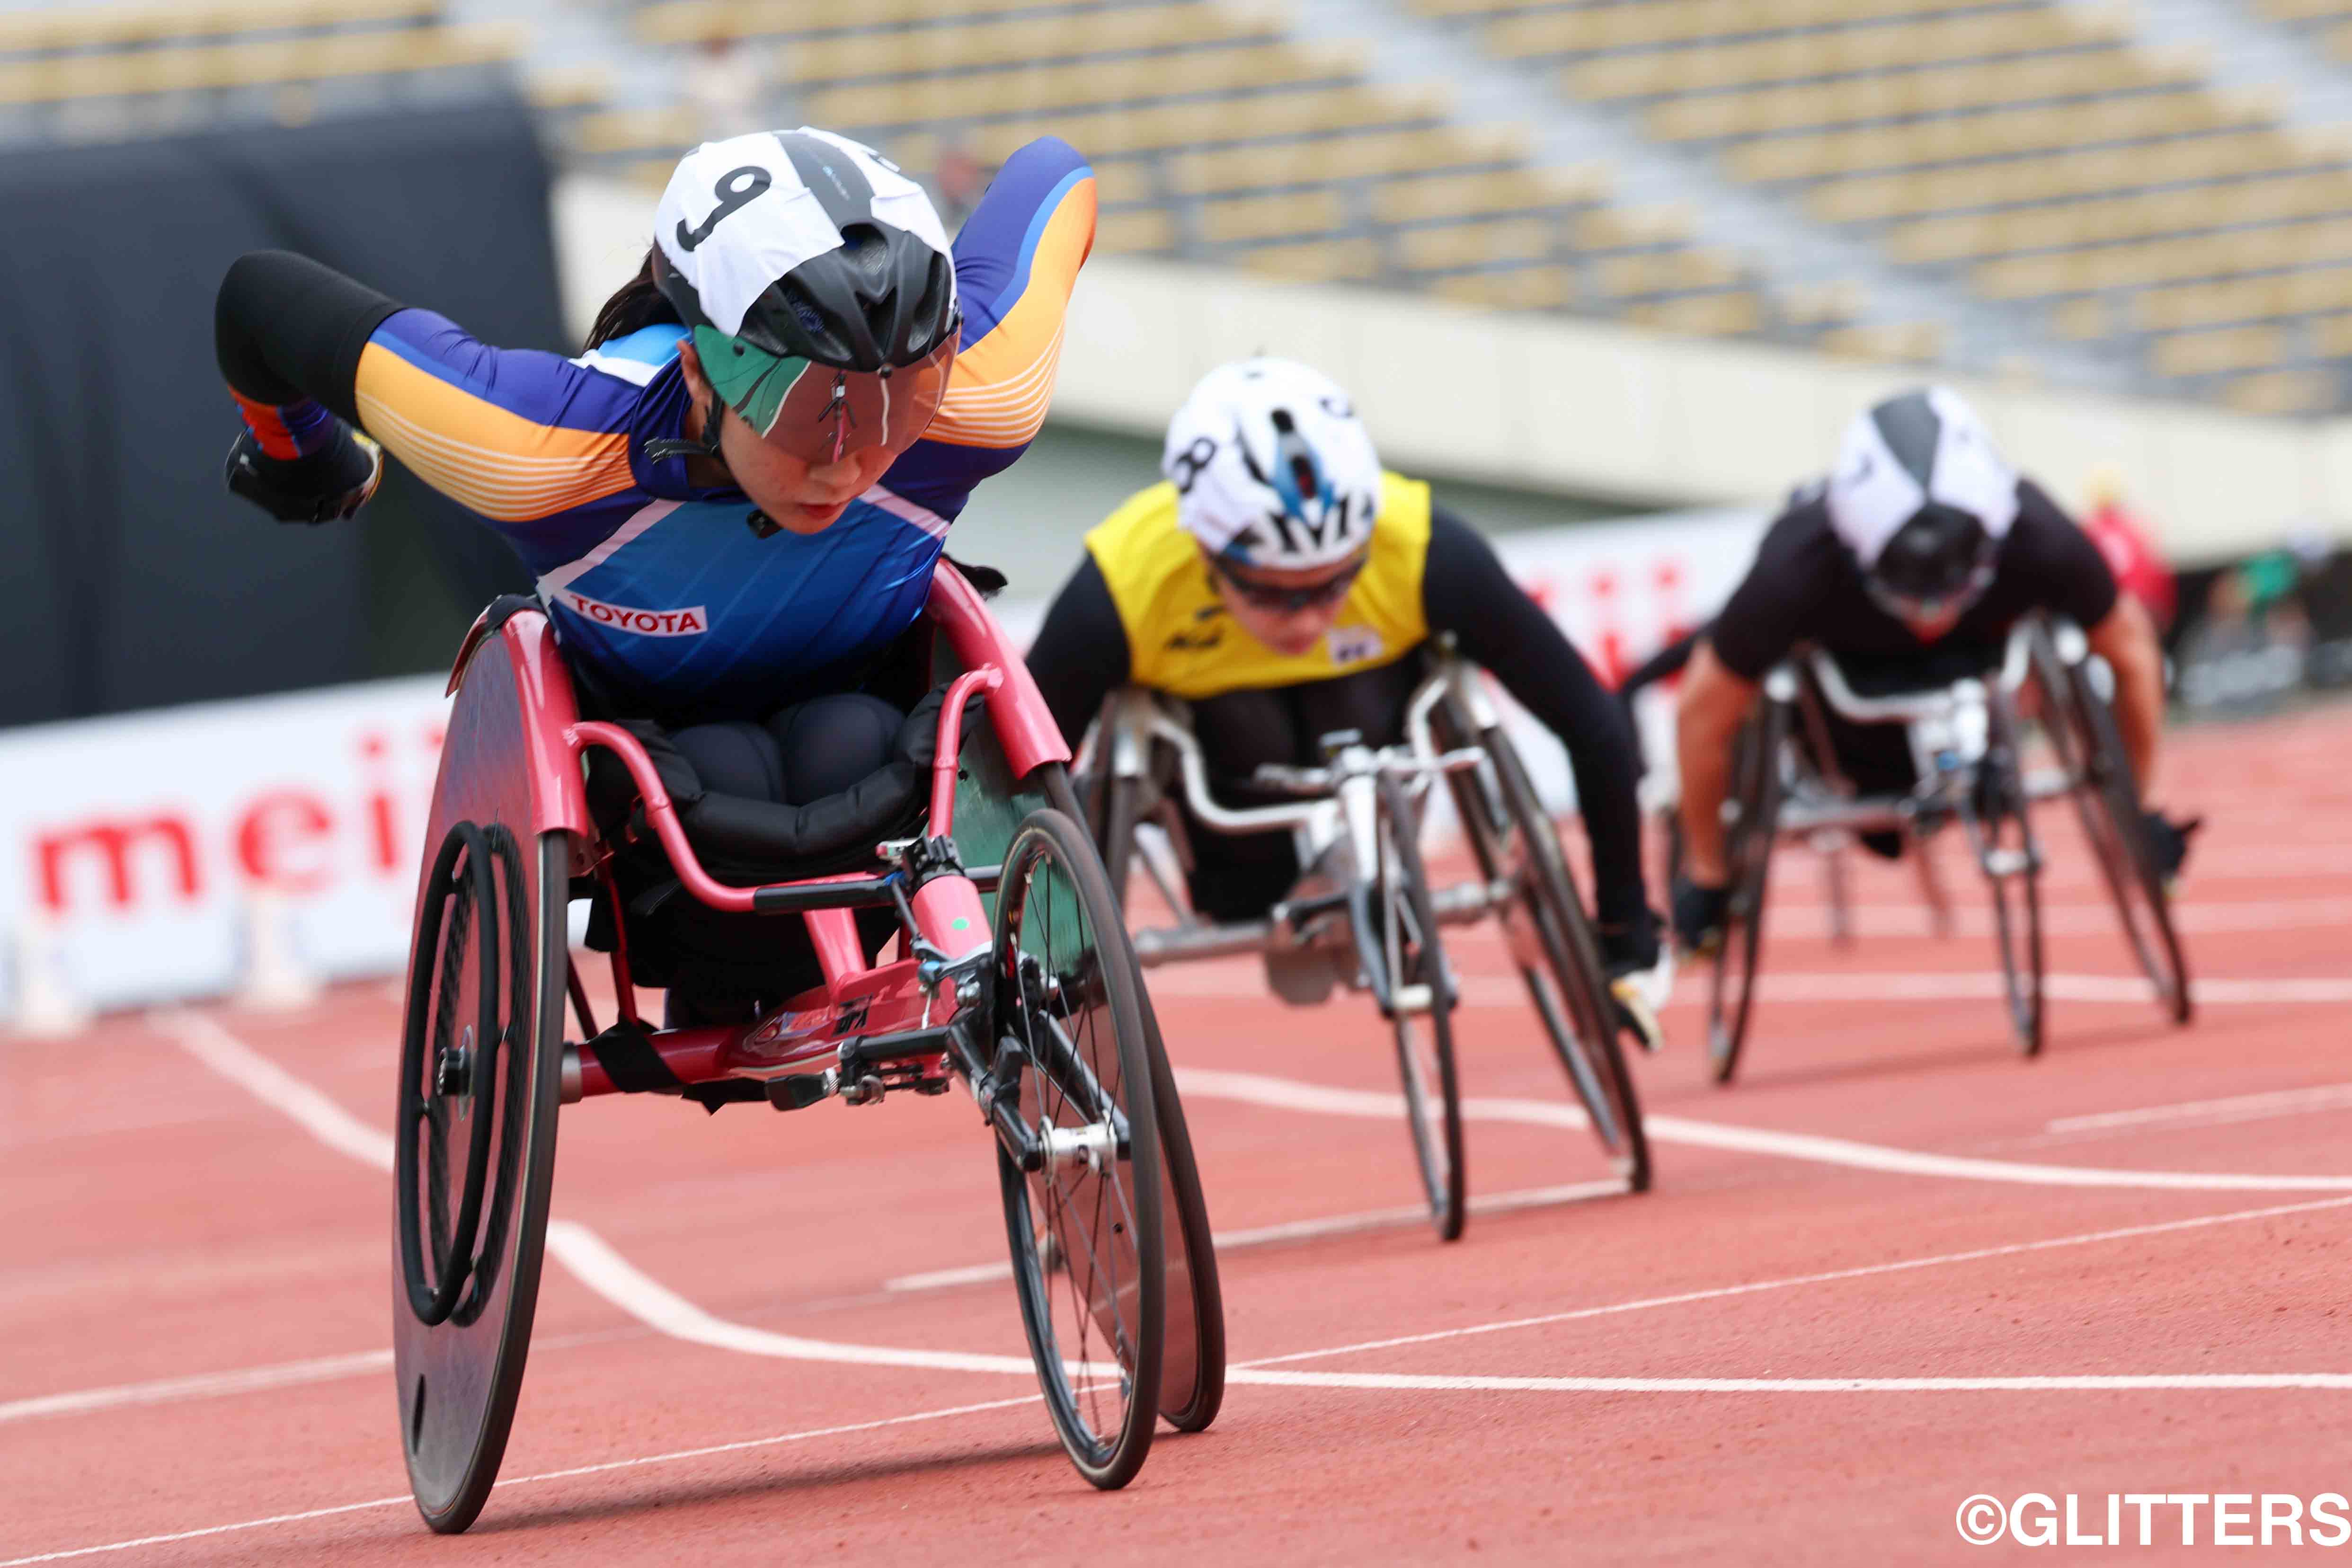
[644,391,731,466]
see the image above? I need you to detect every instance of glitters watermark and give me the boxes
[1957,1494,2352,1547]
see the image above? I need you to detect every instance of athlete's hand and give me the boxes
[1671,873,1731,956]
[224,421,383,524]
[2141,808,2201,887]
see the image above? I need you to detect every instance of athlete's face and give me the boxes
[678,342,900,532]
[1206,547,1368,657]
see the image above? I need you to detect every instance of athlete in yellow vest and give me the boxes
[1025,356,1664,1021]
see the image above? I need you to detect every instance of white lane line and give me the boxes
[1237,1371,2352,1392]
[0,1394,1039,1568]
[0,1351,391,1426]
[1139,967,2352,1008]
[2048,1084,2352,1134]
[154,1010,394,1172]
[1226,1193,2352,1373]
[544,1222,1046,1375]
[153,1012,1057,1382]
[885,1178,1628,1293]
[1176,1067,2352,1191]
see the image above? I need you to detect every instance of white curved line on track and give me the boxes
[0,1394,1042,1567]
[1176,1067,2352,1191]
[22,1015,2352,1563]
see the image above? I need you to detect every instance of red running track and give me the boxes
[4,704,2349,1565]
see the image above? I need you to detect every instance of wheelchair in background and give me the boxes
[1685,612,2190,1084]
[390,566,1224,1533]
[1081,644,1649,1244]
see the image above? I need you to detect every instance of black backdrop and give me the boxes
[0,94,563,727]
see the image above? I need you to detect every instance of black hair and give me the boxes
[583,247,680,352]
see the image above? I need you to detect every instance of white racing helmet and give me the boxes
[1825,386,2021,624]
[1163,357,1383,571]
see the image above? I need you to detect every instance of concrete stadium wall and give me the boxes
[553,174,2348,565]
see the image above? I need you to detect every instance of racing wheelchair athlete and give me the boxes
[1669,387,2198,1081]
[1026,357,1666,1241]
[214,128,1222,1529]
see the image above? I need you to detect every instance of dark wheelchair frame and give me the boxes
[391,565,1225,1533]
[1079,640,1649,1244]
[1690,612,2191,1084]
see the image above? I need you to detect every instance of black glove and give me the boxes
[1671,873,1731,956]
[2140,808,2201,886]
[223,421,382,524]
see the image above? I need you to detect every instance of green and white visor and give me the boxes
[694,326,956,465]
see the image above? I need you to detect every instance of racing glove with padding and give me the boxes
[223,419,383,525]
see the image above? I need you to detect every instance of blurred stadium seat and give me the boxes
[24,0,2352,409]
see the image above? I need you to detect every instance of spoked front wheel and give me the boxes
[993,807,1166,1490]
[2028,622,2191,1023]
[1966,713,2046,1056]
[1370,771,1466,1241]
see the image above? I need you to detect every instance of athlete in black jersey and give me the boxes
[1671,388,2189,951]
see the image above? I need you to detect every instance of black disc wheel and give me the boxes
[2029,624,2191,1023]
[993,806,1166,1489]
[393,824,566,1534]
[1707,700,1786,1085]
[1042,765,1226,1435]
[1969,709,2046,1056]
[1476,726,1651,1193]
[1369,770,1466,1241]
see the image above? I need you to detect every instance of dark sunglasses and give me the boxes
[1213,556,1367,613]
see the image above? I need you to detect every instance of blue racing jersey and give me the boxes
[344,138,1096,722]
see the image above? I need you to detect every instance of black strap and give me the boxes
[681,1079,770,1114]
[588,1017,683,1093]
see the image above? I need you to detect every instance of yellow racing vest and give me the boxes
[1084,471,1434,700]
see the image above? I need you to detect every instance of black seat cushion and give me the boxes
[586,682,983,887]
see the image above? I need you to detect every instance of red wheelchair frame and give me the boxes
[393,565,1223,1534]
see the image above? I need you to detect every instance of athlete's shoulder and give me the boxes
[1087,480,1183,559]
[571,323,686,387]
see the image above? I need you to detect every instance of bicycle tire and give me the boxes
[992,806,1166,1489]
[1372,769,1467,1242]
[2029,625,2192,1023]
[1708,700,1785,1085]
[1043,765,1225,1433]
[1972,704,2046,1056]
[1481,724,1652,1193]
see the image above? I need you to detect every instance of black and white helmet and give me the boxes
[1163,358,1384,570]
[1826,387,2020,624]
[650,128,959,460]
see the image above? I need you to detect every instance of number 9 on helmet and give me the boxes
[1164,358,1385,571]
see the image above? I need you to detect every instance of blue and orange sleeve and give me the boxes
[879,138,1095,520]
[925,137,1096,454]
[348,310,643,525]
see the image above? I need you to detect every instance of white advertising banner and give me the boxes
[0,507,1767,1020]
[0,674,451,1019]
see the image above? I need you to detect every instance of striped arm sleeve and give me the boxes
[350,310,642,525]
[926,136,1096,452]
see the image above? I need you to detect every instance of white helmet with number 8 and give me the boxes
[1163,357,1383,571]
